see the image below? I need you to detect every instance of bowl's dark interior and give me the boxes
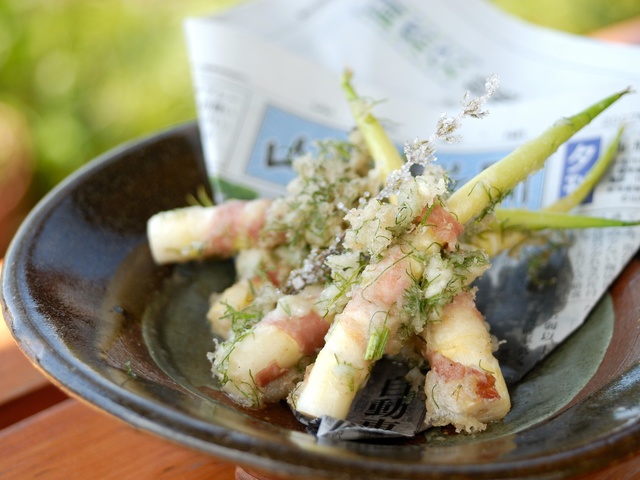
[2,123,640,480]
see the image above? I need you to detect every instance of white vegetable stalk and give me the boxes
[147,199,271,264]
[291,244,425,419]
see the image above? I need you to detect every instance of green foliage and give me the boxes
[1,0,634,203]
[490,0,640,34]
[0,0,240,198]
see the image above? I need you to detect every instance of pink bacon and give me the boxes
[253,306,330,389]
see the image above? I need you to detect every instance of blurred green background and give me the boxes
[493,0,640,34]
[1,0,639,253]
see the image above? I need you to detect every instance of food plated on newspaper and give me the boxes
[146,73,636,438]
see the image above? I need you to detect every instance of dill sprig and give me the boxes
[403,247,490,331]
[365,324,391,361]
[220,301,262,336]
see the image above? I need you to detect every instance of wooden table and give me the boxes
[1,266,640,480]
[0,299,237,479]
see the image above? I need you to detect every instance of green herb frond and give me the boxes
[417,203,437,227]
[220,301,262,336]
[478,360,495,375]
[365,311,391,361]
[452,384,462,400]
[334,259,367,292]
[395,202,416,227]
[315,138,359,163]
[470,183,512,223]
[431,384,440,409]
[215,328,257,386]
[403,247,488,330]
[233,370,263,407]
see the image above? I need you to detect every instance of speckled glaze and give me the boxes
[2,123,640,479]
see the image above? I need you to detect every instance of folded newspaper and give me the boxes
[183,0,640,439]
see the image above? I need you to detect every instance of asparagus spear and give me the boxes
[493,208,639,230]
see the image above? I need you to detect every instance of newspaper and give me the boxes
[183,0,640,439]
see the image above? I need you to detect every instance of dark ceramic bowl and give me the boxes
[2,123,640,479]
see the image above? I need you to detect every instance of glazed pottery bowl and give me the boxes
[2,123,640,479]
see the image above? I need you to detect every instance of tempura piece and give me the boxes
[209,285,332,407]
[290,204,489,420]
[421,290,510,433]
[144,71,632,437]
[147,199,271,264]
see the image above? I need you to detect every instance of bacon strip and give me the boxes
[423,291,510,433]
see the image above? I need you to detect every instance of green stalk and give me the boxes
[471,127,626,255]
[494,209,640,230]
[341,70,404,182]
[545,125,623,213]
[448,88,631,224]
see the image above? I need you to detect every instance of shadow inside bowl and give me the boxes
[140,254,614,449]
